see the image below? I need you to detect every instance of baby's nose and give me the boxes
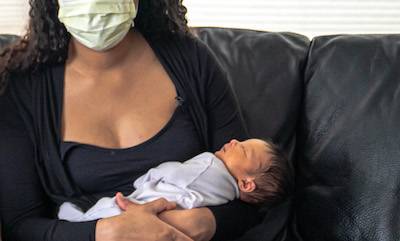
[230,139,239,146]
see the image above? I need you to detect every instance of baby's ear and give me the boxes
[238,179,256,193]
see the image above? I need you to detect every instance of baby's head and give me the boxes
[214,138,294,207]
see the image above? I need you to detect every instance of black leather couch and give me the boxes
[1,28,400,240]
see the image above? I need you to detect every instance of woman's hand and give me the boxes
[95,193,193,241]
[117,194,216,241]
[158,208,216,241]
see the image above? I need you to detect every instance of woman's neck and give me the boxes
[66,29,141,75]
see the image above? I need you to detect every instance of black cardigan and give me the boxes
[0,31,261,240]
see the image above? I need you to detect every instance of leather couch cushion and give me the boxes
[196,27,309,241]
[293,34,400,240]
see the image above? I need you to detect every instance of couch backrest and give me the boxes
[196,28,309,157]
[292,34,400,240]
[197,28,400,241]
[196,27,310,241]
[0,35,19,50]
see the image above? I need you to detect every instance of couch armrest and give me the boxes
[293,34,400,240]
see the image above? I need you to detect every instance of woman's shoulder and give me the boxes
[2,69,33,99]
[4,67,39,97]
[0,69,34,125]
[1,64,60,109]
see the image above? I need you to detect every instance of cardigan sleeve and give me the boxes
[194,40,264,240]
[0,75,97,241]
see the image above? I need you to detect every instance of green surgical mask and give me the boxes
[58,0,138,51]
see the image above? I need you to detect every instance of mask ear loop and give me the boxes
[132,0,139,27]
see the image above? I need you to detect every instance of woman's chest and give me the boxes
[61,106,203,194]
[61,61,179,149]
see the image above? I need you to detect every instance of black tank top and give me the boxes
[59,101,203,203]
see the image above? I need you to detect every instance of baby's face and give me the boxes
[214,139,271,181]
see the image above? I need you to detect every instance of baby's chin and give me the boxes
[215,145,225,155]
[214,151,224,162]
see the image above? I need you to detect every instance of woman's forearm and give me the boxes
[158,207,216,241]
[97,196,193,241]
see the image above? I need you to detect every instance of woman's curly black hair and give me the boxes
[0,0,190,95]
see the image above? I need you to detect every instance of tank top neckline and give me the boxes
[60,104,183,154]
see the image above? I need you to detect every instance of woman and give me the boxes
[0,0,262,240]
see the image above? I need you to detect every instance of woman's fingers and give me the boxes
[115,192,137,211]
[147,198,177,214]
[116,193,177,214]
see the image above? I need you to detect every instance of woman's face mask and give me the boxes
[58,0,138,51]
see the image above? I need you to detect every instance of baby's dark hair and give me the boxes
[240,139,294,208]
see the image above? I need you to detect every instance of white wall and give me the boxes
[1,0,400,38]
[184,0,400,38]
[0,0,29,35]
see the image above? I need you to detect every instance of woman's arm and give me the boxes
[158,208,215,241]
[115,193,213,241]
[0,80,99,241]
[97,196,193,241]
